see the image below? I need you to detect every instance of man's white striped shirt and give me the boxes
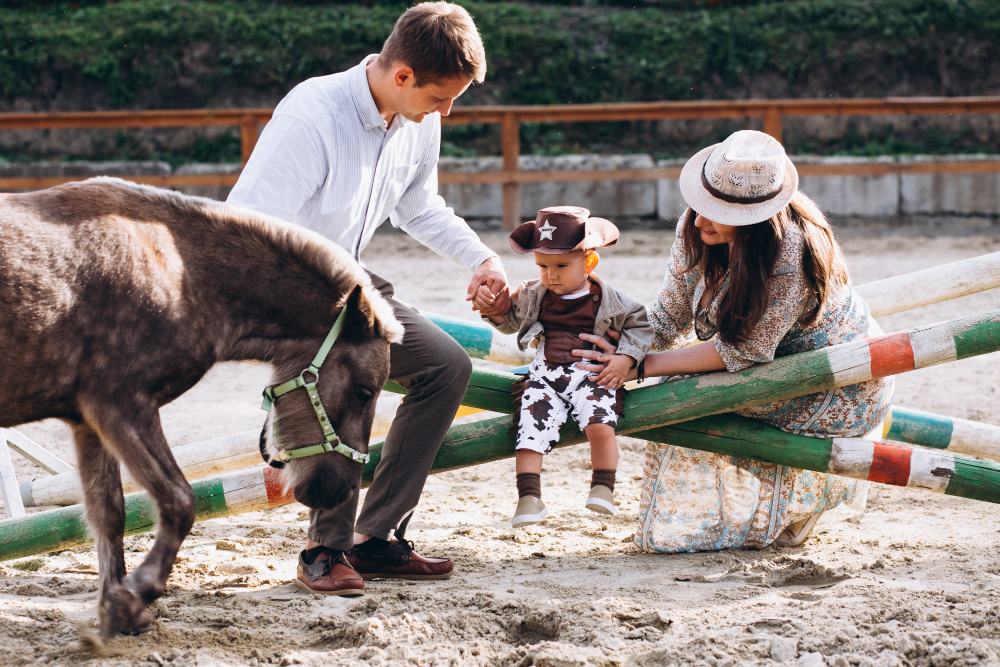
[227,55,495,271]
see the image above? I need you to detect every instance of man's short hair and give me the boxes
[379,2,486,85]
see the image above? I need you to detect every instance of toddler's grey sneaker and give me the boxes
[511,496,548,528]
[585,485,616,515]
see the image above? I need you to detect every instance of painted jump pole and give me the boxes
[0,311,1000,560]
[19,429,263,508]
[8,251,996,506]
[387,308,1000,444]
[885,407,1000,461]
[5,409,1000,562]
[855,251,1000,318]
[13,304,1000,511]
[0,465,292,562]
[423,312,535,366]
[18,394,490,508]
[18,394,1000,509]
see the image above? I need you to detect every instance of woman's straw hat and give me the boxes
[678,130,798,227]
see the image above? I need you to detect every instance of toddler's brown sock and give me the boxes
[516,473,542,499]
[591,469,616,493]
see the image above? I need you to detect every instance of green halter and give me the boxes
[260,305,370,466]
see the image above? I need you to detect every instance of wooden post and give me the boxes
[501,112,521,231]
[764,106,783,143]
[240,116,259,167]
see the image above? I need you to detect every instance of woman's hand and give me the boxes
[594,354,633,390]
[572,331,618,371]
[573,331,636,388]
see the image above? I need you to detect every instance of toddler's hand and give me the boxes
[593,354,633,391]
[472,283,496,311]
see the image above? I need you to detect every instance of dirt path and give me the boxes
[2,230,999,667]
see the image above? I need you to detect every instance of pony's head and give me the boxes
[263,282,402,510]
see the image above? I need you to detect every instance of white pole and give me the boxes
[857,251,1000,318]
[0,431,26,518]
[5,429,75,475]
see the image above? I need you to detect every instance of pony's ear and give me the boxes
[339,284,375,342]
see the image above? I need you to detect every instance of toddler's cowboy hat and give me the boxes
[679,129,799,226]
[509,206,619,254]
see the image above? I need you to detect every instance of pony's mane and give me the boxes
[83,177,403,344]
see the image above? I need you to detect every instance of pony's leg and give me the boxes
[80,399,194,641]
[71,423,128,604]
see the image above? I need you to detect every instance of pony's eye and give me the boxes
[354,386,374,401]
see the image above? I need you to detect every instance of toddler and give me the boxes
[475,206,653,527]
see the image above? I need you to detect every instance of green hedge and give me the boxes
[3,0,999,108]
[1,0,999,160]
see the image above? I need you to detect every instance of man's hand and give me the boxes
[467,256,510,313]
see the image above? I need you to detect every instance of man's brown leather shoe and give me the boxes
[295,547,364,596]
[346,517,453,581]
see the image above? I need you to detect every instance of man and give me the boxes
[227,1,510,595]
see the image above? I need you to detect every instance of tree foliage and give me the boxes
[1,0,998,110]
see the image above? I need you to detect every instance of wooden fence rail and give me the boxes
[3,96,1000,229]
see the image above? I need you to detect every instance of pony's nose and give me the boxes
[294,476,357,511]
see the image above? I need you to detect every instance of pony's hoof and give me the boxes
[98,585,146,641]
[124,607,156,636]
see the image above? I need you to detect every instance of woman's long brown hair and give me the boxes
[678,191,848,346]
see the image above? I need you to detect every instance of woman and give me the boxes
[575,130,893,552]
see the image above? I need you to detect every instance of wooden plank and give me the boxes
[5,161,999,193]
[438,167,681,185]
[436,160,1000,185]
[5,430,74,475]
[0,109,273,130]
[0,174,241,191]
[445,96,1000,125]
[1,97,998,133]
[0,432,26,519]
[796,161,1000,176]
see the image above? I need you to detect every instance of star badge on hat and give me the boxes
[537,219,557,241]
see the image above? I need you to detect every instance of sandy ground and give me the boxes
[2,229,1000,667]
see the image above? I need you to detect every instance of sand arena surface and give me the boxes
[1,230,1000,667]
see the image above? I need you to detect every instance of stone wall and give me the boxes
[4,155,1000,230]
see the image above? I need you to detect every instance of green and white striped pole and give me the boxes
[0,466,291,562]
[390,308,1000,439]
[644,414,1000,504]
[6,409,1000,562]
[3,308,998,561]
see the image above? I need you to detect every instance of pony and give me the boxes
[0,178,402,641]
